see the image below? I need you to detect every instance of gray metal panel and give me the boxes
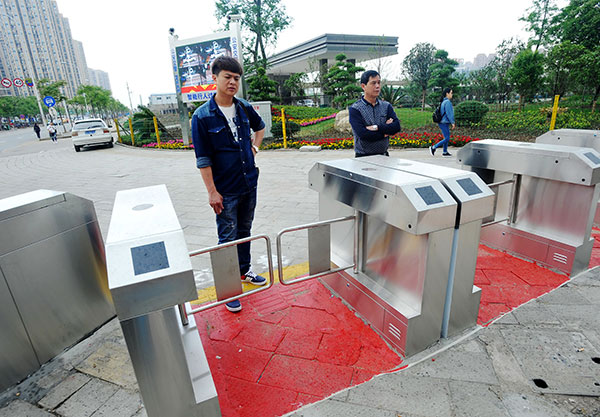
[121,307,221,417]
[457,139,600,186]
[0,267,40,392]
[0,189,64,222]
[308,224,331,276]
[0,192,96,256]
[536,129,600,151]
[0,222,114,364]
[210,245,242,301]
[309,158,457,234]
[448,221,481,335]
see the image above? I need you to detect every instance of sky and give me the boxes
[54,0,557,107]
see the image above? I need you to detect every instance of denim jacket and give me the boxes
[440,98,455,124]
[192,96,265,196]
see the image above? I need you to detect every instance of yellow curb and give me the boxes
[190,262,310,306]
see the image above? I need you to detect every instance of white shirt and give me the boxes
[219,104,238,142]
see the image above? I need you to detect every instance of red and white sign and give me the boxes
[13,78,24,87]
[1,78,12,88]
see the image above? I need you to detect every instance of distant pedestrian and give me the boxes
[429,88,455,157]
[349,70,401,157]
[48,123,57,142]
[33,123,41,139]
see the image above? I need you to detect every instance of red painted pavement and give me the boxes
[193,235,600,416]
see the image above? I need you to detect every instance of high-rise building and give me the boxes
[88,68,111,92]
[72,40,89,85]
[0,0,87,98]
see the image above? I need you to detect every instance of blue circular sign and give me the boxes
[43,96,56,107]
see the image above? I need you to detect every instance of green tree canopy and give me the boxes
[428,49,459,105]
[402,42,436,110]
[572,46,600,112]
[520,0,559,51]
[545,41,586,97]
[551,0,600,50]
[246,62,278,101]
[322,53,364,109]
[215,0,291,64]
[508,49,545,109]
[489,38,525,109]
[283,72,307,98]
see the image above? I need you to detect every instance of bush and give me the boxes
[271,120,301,138]
[455,101,489,126]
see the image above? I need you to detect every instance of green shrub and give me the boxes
[455,101,489,126]
[271,120,301,138]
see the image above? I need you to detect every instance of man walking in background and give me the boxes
[191,56,266,313]
[349,70,401,157]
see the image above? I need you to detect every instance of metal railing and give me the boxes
[182,234,274,318]
[482,174,521,227]
[276,215,356,286]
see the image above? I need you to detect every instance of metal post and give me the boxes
[507,174,521,225]
[549,95,560,131]
[153,116,161,148]
[178,304,189,326]
[114,118,122,143]
[229,14,245,99]
[281,107,287,148]
[128,117,135,146]
[353,209,360,274]
[168,31,191,146]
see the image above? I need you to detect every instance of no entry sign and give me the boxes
[13,78,24,87]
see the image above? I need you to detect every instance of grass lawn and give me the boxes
[395,108,433,130]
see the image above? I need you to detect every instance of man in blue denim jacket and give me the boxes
[191,56,266,313]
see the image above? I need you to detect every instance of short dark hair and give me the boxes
[211,56,243,76]
[360,70,380,85]
[441,87,452,102]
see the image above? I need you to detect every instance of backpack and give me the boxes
[432,105,443,123]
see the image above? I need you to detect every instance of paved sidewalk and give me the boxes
[1,143,599,416]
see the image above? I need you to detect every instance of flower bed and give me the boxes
[141,139,193,149]
[261,131,479,150]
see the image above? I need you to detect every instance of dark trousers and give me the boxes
[216,189,257,275]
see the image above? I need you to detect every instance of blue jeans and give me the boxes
[216,189,257,275]
[434,123,451,153]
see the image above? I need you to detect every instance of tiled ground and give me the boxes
[191,234,595,417]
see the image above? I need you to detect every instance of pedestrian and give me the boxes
[429,88,455,157]
[33,123,41,139]
[47,122,57,143]
[348,70,401,158]
[191,56,267,313]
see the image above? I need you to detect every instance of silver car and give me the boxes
[71,119,113,152]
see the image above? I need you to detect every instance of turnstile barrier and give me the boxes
[458,139,600,276]
[106,184,220,417]
[0,190,114,392]
[536,129,600,226]
[307,158,461,357]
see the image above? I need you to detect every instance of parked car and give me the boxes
[295,99,316,107]
[71,118,113,152]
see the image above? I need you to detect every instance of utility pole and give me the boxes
[168,29,191,145]
[126,82,135,117]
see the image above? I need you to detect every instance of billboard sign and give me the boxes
[171,31,241,103]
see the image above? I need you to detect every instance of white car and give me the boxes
[71,119,113,152]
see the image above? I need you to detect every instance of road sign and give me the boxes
[1,78,12,88]
[13,78,24,87]
[25,78,33,87]
[43,96,56,107]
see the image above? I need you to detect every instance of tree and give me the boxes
[551,0,600,50]
[246,62,278,101]
[322,53,364,109]
[573,46,600,112]
[489,38,525,110]
[467,65,499,103]
[368,35,393,79]
[402,43,436,111]
[545,41,585,97]
[508,49,545,110]
[215,0,291,64]
[283,72,307,99]
[427,49,459,105]
[520,0,559,52]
